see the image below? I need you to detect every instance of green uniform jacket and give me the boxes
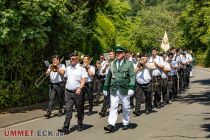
[103,59,135,95]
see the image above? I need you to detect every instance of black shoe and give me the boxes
[99,112,105,117]
[145,109,151,115]
[44,112,51,118]
[57,127,70,134]
[57,110,63,117]
[171,98,175,102]
[133,111,141,116]
[77,125,83,131]
[87,111,93,116]
[122,125,130,130]
[104,124,115,132]
[157,104,161,109]
[130,105,135,109]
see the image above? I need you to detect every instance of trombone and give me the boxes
[35,56,64,87]
[35,72,49,87]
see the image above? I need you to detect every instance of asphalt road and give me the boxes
[0,68,210,140]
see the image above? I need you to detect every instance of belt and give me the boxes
[137,81,151,86]
[66,89,76,93]
[152,75,161,79]
[50,82,63,85]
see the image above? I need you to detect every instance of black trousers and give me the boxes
[94,77,105,103]
[177,69,184,93]
[168,75,178,99]
[84,81,94,112]
[63,89,84,129]
[161,78,169,104]
[48,83,64,112]
[100,91,110,113]
[186,65,191,87]
[135,82,152,112]
[152,76,162,106]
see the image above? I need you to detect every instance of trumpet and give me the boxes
[83,57,93,71]
[137,61,146,69]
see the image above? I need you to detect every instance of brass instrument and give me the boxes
[35,56,64,87]
[83,57,93,71]
[35,72,49,87]
[50,64,58,72]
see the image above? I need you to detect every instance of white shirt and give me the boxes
[168,61,178,76]
[99,60,109,76]
[148,56,164,76]
[64,63,88,90]
[161,61,171,79]
[86,65,95,82]
[173,54,181,63]
[48,64,65,83]
[136,68,152,84]
[186,53,193,63]
[180,55,187,64]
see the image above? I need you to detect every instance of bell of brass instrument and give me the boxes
[137,60,145,70]
[50,64,58,72]
[83,57,93,71]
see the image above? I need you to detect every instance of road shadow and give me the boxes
[200,123,210,138]
[0,102,48,114]
[70,124,94,133]
[191,79,210,85]
[115,122,137,131]
[178,91,210,106]
[175,76,210,106]
[151,135,206,139]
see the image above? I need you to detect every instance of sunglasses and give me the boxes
[70,58,77,61]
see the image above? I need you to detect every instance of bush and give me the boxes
[204,48,210,67]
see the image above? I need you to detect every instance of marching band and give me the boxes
[42,45,194,134]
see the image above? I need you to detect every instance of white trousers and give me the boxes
[108,90,131,126]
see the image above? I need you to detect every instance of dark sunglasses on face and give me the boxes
[70,58,77,61]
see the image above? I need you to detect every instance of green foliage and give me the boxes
[94,12,116,50]
[178,0,210,66]
[179,0,210,51]
[1,0,209,108]
[0,0,89,108]
[204,48,210,67]
[133,2,181,52]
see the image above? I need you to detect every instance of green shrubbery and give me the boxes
[0,0,209,109]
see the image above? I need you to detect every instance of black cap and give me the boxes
[140,53,147,58]
[51,55,60,59]
[69,52,78,58]
[152,47,158,51]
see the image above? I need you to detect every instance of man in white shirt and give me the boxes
[58,52,87,134]
[83,55,95,116]
[168,53,179,101]
[160,53,171,106]
[44,55,65,118]
[134,54,152,116]
[185,49,193,87]
[99,50,115,117]
[147,48,164,109]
